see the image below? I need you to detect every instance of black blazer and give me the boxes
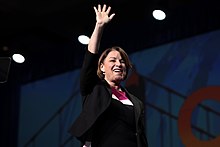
[69,50,148,147]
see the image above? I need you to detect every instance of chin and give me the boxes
[114,76,125,82]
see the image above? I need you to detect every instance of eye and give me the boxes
[120,59,125,63]
[110,59,116,62]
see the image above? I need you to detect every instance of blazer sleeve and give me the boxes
[80,49,99,97]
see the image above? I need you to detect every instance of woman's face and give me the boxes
[100,50,127,83]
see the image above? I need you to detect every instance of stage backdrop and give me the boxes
[19,29,220,147]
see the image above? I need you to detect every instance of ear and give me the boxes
[100,63,105,72]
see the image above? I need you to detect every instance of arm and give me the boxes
[88,4,115,54]
[80,4,115,96]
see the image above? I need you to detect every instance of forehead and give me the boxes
[106,50,121,58]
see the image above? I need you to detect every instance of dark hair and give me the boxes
[97,46,132,80]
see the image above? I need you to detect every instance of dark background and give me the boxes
[0,0,220,146]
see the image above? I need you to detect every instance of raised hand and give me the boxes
[93,4,115,26]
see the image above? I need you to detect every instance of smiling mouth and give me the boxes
[113,70,124,76]
[114,70,121,72]
[113,69,123,73]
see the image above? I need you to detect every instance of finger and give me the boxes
[93,6,98,14]
[102,4,106,12]
[109,13,115,20]
[98,4,101,12]
[106,6,111,14]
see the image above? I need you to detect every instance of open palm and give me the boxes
[94,4,115,26]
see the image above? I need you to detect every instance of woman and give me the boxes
[69,4,148,147]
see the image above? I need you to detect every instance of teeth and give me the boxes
[114,69,121,72]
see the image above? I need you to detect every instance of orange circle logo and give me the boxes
[178,86,220,147]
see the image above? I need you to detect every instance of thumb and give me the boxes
[109,13,115,20]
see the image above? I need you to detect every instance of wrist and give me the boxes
[96,22,106,27]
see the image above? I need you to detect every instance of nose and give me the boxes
[115,60,122,66]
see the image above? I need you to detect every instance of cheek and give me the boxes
[108,64,114,69]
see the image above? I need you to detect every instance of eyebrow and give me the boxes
[109,57,117,59]
[109,57,124,60]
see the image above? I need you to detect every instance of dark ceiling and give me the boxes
[0,0,220,83]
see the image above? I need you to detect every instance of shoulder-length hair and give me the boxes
[97,46,133,80]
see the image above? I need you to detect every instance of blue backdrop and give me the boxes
[19,29,220,147]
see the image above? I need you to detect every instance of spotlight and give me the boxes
[12,53,25,63]
[152,9,166,20]
[78,35,90,45]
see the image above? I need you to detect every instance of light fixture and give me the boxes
[152,9,166,20]
[151,0,168,20]
[12,53,25,63]
[78,35,90,45]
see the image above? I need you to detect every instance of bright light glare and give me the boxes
[12,54,25,63]
[152,10,166,20]
[78,35,90,45]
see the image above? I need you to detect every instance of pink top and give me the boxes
[111,88,129,100]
